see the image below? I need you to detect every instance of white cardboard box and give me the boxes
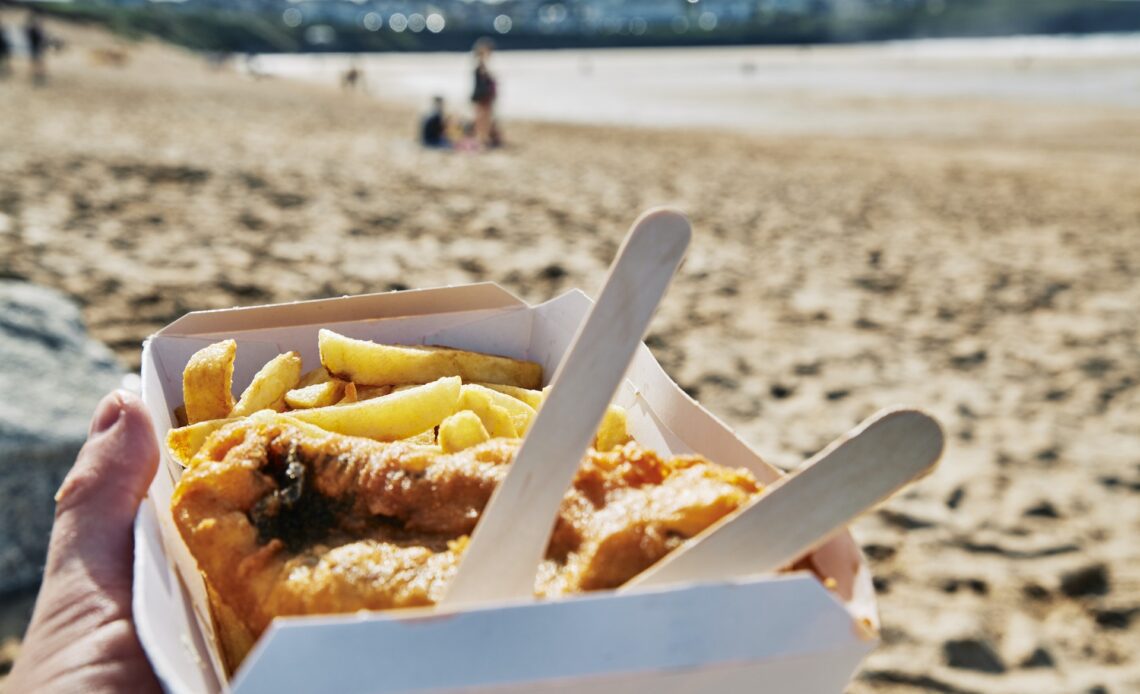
[134,283,880,694]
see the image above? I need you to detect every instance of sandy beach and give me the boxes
[1,16,1139,693]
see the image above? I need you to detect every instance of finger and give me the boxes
[50,391,159,567]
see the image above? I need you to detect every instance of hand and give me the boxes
[7,391,162,693]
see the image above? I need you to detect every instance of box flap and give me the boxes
[232,575,869,693]
[429,646,873,693]
[157,284,526,337]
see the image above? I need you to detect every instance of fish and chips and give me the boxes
[167,331,764,672]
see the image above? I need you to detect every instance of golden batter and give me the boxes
[171,412,760,670]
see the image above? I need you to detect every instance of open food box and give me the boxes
[134,281,881,693]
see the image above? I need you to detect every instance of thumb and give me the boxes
[48,391,159,580]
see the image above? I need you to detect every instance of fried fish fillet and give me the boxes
[171,412,760,670]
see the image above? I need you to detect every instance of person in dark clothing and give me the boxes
[470,37,499,148]
[25,11,46,85]
[0,21,11,78]
[421,96,451,148]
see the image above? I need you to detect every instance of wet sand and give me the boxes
[1,18,1139,693]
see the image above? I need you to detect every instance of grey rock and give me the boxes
[0,281,124,593]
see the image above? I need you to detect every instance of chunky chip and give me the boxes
[356,384,394,401]
[230,352,303,417]
[175,337,624,464]
[475,383,545,411]
[438,410,490,453]
[318,329,543,389]
[183,340,237,424]
[297,366,332,388]
[595,405,631,452]
[284,380,346,409]
[288,376,462,441]
[458,386,518,438]
[462,384,537,436]
[166,417,238,467]
[339,382,359,404]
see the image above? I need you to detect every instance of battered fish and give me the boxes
[171,412,760,670]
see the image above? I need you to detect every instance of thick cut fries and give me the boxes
[461,384,537,436]
[356,385,395,401]
[476,383,545,410]
[230,352,302,417]
[176,339,628,459]
[458,386,518,438]
[595,405,631,452]
[289,376,462,440]
[183,340,237,424]
[297,366,332,388]
[318,329,543,389]
[285,380,345,409]
[166,417,239,467]
[438,410,491,453]
[339,382,359,404]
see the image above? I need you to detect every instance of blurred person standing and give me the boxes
[471,37,500,148]
[0,20,11,78]
[25,11,47,85]
[342,56,364,92]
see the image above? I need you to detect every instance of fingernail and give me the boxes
[89,391,125,436]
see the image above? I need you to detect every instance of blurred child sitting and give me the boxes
[421,96,451,148]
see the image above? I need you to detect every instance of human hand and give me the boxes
[7,391,161,693]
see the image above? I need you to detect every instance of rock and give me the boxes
[0,281,124,593]
[943,638,1006,673]
[1060,563,1110,598]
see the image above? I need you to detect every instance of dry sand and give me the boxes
[1,17,1139,694]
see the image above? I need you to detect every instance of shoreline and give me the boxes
[254,35,1140,139]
